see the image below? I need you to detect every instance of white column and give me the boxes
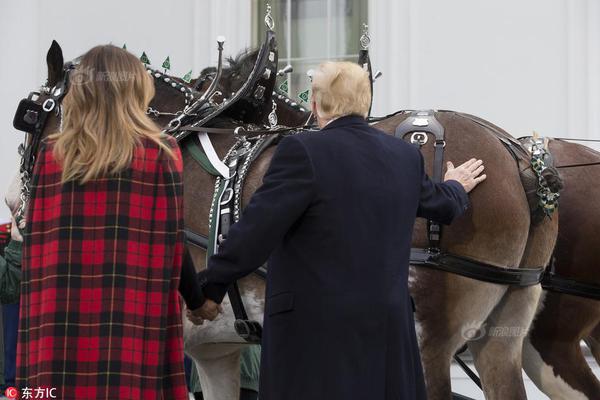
[192,0,252,73]
[368,0,412,115]
[566,0,589,138]
[587,0,600,139]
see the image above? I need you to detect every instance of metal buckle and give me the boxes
[434,139,446,148]
[410,132,428,146]
[220,188,234,205]
[234,319,262,343]
[168,118,182,131]
[42,98,56,112]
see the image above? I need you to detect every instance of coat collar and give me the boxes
[319,115,368,132]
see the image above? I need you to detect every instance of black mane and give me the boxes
[225,48,260,82]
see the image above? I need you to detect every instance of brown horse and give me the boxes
[32,43,556,400]
[522,139,600,400]
[186,50,561,399]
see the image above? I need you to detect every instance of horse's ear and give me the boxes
[46,40,64,87]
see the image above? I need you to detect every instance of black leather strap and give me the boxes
[173,30,279,142]
[358,49,373,116]
[410,248,545,286]
[185,229,209,249]
[541,273,600,301]
[395,110,446,248]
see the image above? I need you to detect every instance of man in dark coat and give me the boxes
[193,61,486,399]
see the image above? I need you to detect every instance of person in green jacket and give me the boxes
[0,173,24,391]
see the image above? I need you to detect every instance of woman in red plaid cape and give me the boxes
[17,45,189,399]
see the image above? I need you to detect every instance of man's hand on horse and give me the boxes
[444,158,487,193]
[187,299,223,325]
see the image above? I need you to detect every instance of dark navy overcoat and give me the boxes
[200,115,469,400]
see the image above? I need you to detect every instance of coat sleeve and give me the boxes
[200,136,316,303]
[416,150,470,225]
[178,247,205,310]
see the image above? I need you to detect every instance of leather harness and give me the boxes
[394,110,546,287]
[541,258,600,301]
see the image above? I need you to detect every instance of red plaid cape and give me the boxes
[17,136,188,399]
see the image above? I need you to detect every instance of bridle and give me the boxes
[11,60,207,226]
[12,61,76,225]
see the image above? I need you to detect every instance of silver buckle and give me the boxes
[220,188,234,205]
[42,98,56,112]
[410,132,428,146]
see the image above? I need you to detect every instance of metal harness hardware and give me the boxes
[12,62,75,225]
[199,133,283,343]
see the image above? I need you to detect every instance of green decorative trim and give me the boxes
[140,51,151,65]
[278,79,289,94]
[182,70,193,83]
[207,183,226,259]
[298,88,310,103]
[184,140,221,176]
[162,56,171,71]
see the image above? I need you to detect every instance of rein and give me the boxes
[556,161,600,169]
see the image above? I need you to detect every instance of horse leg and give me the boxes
[523,293,600,400]
[467,285,541,400]
[188,344,243,400]
[584,322,600,368]
[411,269,507,400]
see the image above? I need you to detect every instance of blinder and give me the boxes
[13,92,47,134]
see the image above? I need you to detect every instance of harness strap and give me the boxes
[541,257,600,301]
[203,140,266,343]
[178,124,306,137]
[184,139,221,177]
[395,110,446,248]
[541,274,600,301]
[410,249,545,286]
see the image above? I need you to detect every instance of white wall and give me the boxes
[370,0,600,142]
[0,0,251,220]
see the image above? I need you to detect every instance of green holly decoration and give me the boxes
[162,56,171,72]
[278,79,289,94]
[122,43,127,50]
[298,89,310,103]
[182,70,193,84]
[140,52,151,65]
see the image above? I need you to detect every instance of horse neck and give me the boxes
[272,91,311,127]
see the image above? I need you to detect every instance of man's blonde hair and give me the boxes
[311,61,371,120]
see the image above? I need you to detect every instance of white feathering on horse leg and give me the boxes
[522,337,588,400]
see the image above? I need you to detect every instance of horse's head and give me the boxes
[19,41,200,141]
[147,69,199,129]
[12,41,201,219]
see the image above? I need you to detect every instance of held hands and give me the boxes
[186,299,223,326]
[444,158,487,193]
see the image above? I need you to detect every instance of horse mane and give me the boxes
[225,48,260,81]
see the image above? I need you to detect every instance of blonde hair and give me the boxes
[311,61,371,120]
[49,44,174,184]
